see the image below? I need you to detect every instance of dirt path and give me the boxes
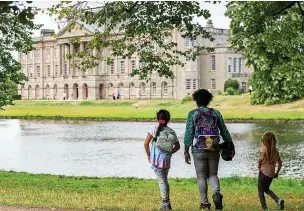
[0,206,88,211]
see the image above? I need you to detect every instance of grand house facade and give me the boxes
[18,20,254,100]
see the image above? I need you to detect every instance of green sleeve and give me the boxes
[184,110,195,147]
[215,110,232,142]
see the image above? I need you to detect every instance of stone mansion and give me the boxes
[18,20,254,100]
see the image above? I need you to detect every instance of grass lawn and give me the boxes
[1,94,304,121]
[0,171,303,211]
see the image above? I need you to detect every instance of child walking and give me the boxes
[258,132,284,211]
[144,109,180,210]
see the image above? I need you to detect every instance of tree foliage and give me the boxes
[49,1,215,80]
[224,79,239,91]
[0,1,40,109]
[226,1,304,105]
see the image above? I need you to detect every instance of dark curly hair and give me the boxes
[192,89,214,107]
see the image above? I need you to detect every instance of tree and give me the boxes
[226,2,304,105]
[48,1,215,80]
[0,1,40,109]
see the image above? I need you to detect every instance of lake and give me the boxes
[0,119,303,178]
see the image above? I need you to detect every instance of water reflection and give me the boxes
[0,119,303,178]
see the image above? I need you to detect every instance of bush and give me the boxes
[224,79,239,91]
[217,90,222,95]
[226,87,236,95]
[222,92,229,96]
[181,95,193,104]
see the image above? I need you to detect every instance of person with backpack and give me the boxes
[184,89,233,211]
[144,109,180,210]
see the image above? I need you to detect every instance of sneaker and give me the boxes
[212,193,223,210]
[277,199,284,210]
[159,203,172,210]
[200,203,211,210]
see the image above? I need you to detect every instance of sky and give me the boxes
[31,1,231,36]
[14,1,230,58]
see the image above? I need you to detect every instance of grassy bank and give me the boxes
[1,94,304,122]
[0,171,303,211]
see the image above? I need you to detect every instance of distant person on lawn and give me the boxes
[184,89,233,210]
[144,109,180,210]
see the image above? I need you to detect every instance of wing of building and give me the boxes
[18,20,254,100]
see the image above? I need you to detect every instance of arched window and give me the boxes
[140,82,146,95]
[35,85,40,99]
[129,83,135,96]
[162,82,168,95]
[151,82,156,95]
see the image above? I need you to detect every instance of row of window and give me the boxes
[113,82,168,96]
[209,56,243,73]
[228,57,242,73]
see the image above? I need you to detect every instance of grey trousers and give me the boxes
[193,152,221,205]
[154,168,170,199]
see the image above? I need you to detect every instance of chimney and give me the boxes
[40,29,55,37]
[206,19,214,28]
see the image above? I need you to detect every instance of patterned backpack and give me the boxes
[194,108,220,151]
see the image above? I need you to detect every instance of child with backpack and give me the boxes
[258,131,284,211]
[144,109,180,210]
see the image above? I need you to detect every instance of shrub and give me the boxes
[226,87,236,95]
[181,95,193,104]
[217,90,222,95]
[222,92,229,96]
[224,79,239,91]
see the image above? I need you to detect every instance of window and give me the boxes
[152,83,156,95]
[228,57,232,73]
[238,58,242,72]
[22,53,26,60]
[29,66,33,77]
[110,60,114,74]
[140,83,146,95]
[46,48,50,58]
[163,82,168,95]
[47,65,51,77]
[22,67,25,74]
[242,82,247,91]
[64,64,67,75]
[36,66,40,77]
[120,61,125,74]
[55,65,58,76]
[186,79,191,89]
[131,60,136,71]
[185,37,191,48]
[193,79,197,90]
[211,55,216,71]
[233,58,237,72]
[54,48,57,58]
[218,37,223,45]
[74,44,80,53]
[211,79,216,90]
[35,50,40,59]
[185,61,191,72]
[29,52,33,60]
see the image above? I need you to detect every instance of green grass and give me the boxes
[1,94,304,121]
[0,171,303,211]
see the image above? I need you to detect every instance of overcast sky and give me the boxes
[14,1,230,58]
[31,1,230,36]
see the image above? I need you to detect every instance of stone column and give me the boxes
[58,45,62,76]
[70,44,74,76]
[67,44,70,76]
[61,44,66,76]
[80,42,84,52]
[51,47,54,77]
